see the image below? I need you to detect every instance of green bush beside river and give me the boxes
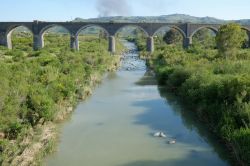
[0,34,121,165]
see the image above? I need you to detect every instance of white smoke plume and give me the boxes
[96,0,131,17]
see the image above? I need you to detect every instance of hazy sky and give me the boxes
[0,0,249,21]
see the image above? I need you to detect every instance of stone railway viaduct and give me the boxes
[0,21,250,53]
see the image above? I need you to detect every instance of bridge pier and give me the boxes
[33,34,44,50]
[183,37,192,48]
[108,36,116,53]
[0,32,12,49]
[147,36,154,53]
[6,33,12,49]
[70,35,79,51]
[0,33,7,48]
[247,32,250,48]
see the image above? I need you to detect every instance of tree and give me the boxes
[193,28,216,49]
[163,29,183,45]
[99,30,107,39]
[133,28,146,38]
[216,23,247,58]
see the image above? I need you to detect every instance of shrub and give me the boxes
[232,128,250,165]
[5,122,24,140]
[167,67,191,88]
[216,23,247,58]
[25,85,56,125]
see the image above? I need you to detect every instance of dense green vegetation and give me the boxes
[216,24,247,58]
[144,23,250,165]
[163,29,183,45]
[1,23,250,165]
[0,31,121,165]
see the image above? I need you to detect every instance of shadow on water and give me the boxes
[131,71,232,165]
[135,70,157,86]
[119,151,226,166]
[106,72,119,80]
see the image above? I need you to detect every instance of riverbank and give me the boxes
[0,37,123,166]
[148,44,250,166]
[7,72,119,166]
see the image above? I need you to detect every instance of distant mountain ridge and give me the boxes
[73,14,250,25]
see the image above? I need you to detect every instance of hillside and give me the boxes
[74,14,250,25]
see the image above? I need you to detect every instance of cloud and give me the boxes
[96,0,132,17]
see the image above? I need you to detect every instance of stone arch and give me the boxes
[114,25,149,37]
[152,25,186,47]
[153,25,186,38]
[241,26,250,33]
[190,26,218,38]
[6,25,33,49]
[39,24,70,36]
[6,25,33,36]
[75,24,110,51]
[76,24,110,37]
[241,26,250,48]
[108,25,150,53]
[39,24,71,48]
[241,26,250,37]
[190,26,218,49]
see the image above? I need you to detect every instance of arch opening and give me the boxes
[153,26,185,47]
[6,26,33,51]
[76,25,109,51]
[115,25,149,38]
[241,27,250,49]
[41,25,71,50]
[191,26,218,38]
[191,27,217,49]
[115,25,148,52]
[153,26,186,38]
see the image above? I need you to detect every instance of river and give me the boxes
[44,41,230,166]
